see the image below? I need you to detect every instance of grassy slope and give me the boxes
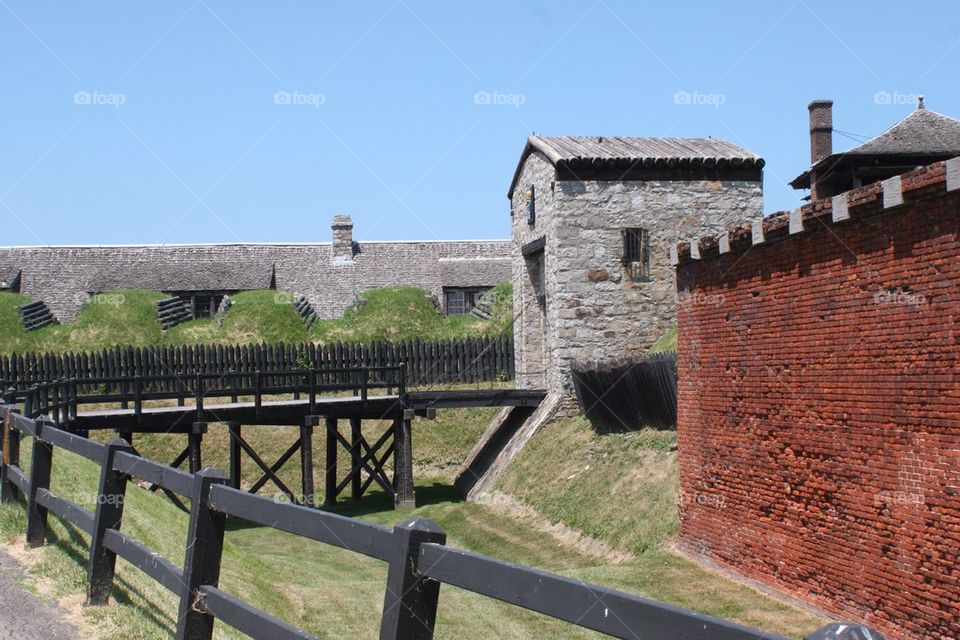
[497,416,825,637]
[647,326,677,354]
[1,406,824,639]
[0,285,513,355]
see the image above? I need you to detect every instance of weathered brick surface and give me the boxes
[675,161,960,640]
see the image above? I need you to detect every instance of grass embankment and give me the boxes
[0,284,513,354]
[1,404,824,639]
[647,326,677,354]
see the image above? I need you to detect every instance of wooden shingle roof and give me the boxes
[509,135,764,197]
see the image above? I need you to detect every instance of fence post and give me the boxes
[175,468,229,640]
[393,411,416,510]
[86,438,135,605]
[25,418,54,547]
[133,375,143,420]
[226,422,241,490]
[189,423,207,474]
[379,516,446,640]
[254,370,262,419]
[1,408,22,503]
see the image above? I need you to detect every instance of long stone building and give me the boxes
[0,215,511,322]
[508,135,764,393]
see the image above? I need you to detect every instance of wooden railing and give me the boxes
[0,336,514,388]
[0,403,888,640]
[3,365,406,428]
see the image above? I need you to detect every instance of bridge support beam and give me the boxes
[226,422,241,490]
[393,411,416,510]
[324,417,337,507]
[189,422,206,474]
[350,417,362,501]
[300,419,315,508]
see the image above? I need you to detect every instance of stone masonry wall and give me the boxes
[675,160,960,640]
[511,151,762,393]
[0,240,511,322]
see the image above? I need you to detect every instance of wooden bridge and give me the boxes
[4,367,545,509]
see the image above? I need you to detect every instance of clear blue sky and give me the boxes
[1,1,957,245]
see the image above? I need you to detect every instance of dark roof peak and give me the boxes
[790,103,960,190]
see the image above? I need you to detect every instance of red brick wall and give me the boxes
[675,163,960,640]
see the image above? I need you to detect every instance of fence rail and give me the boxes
[0,336,514,389]
[6,365,407,428]
[0,402,876,640]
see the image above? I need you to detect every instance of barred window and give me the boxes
[445,290,466,316]
[623,228,650,281]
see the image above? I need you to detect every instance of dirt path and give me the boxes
[0,548,79,640]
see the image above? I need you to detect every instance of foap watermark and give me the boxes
[873,288,926,307]
[273,291,297,305]
[73,90,126,108]
[273,90,326,108]
[676,290,725,307]
[874,491,925,507]
[75,492,125,507]
[73,292,126,307]
[673,90,725,108]
[679,491,727,509]
[873,90,922,106]
[473,90,526,108]
[272,492,315,505]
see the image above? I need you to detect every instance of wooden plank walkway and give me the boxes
[70,389,547,432]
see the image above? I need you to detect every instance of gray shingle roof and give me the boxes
[791,106,960,189]
[439,257,511,288]
[509,135,764,197]
[0,241,512,322]
[530,135,762,164]
[843,108,960,156]
[91,259,275,292]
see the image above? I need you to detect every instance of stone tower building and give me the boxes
[508,135,764,393]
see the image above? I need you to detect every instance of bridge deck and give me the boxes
[71,389,547,432]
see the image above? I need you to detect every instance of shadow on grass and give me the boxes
[223,481,462,532]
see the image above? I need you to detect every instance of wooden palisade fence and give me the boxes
[0,399,881,640]
[0,336,514,389]
[571,352,678,431]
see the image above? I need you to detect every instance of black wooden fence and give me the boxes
[571,352,677,431]
[0,336,514,389]
[0,401,872,640]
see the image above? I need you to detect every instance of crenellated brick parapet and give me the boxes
[673,156,960,640]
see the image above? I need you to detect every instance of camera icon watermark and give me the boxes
[73,90,126,108]
[473,90,526,108]
[873,90,921,106]
[273,90,326,108]
[273,291,296,305]
[673,90,725,108]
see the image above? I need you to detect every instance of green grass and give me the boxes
[0,284,514,355]
[309,285,510,343]
[1,406,825,639]
[498,416,680,555]
[647,326,677,354]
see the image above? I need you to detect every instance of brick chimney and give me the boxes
[808,99,833,164]
[331,214,355,263]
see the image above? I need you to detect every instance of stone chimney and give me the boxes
[331,214,355,262]
[808,99,833,165]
